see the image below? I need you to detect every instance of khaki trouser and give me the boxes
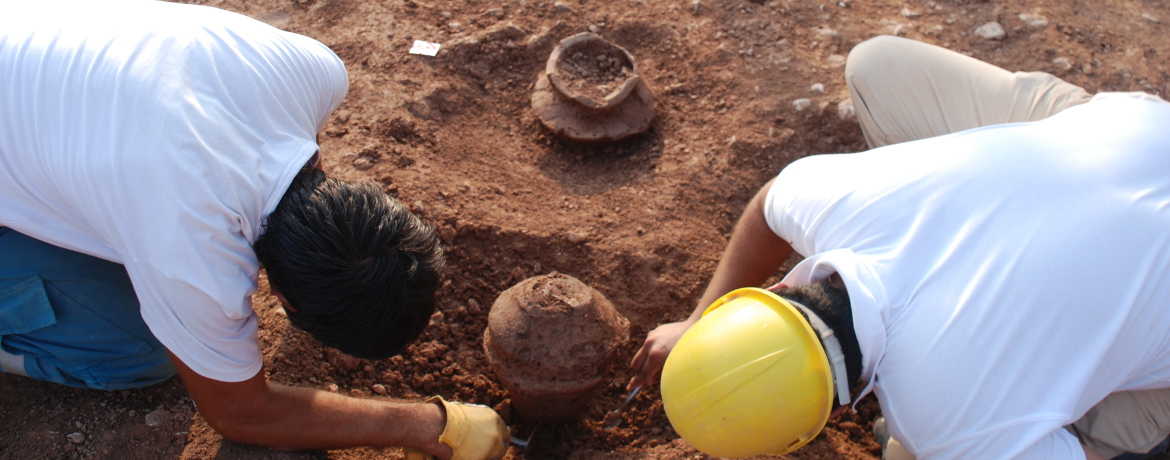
[845,36,1170,460]
[845,35,1091,148]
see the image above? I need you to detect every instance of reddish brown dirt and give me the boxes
[485,273,629,421]
[3,0,1169,459]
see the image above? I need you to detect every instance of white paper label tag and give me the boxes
[409,40,442,56]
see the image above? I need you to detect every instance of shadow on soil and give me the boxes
[535,125,665,196]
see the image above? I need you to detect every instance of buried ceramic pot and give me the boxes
[483,272,630,421]
[531,32,656,142]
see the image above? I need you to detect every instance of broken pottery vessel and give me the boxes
[531,32,656,142]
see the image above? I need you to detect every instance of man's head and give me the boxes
[255,167,444,360]
[659,281,859,458]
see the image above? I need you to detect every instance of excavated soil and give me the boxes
[2,0,1169,459]
[558,39,635,101]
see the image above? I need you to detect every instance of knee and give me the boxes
[845,35,908,87]
[107,346,178,390]
[87,346,177,390]
[18,344,176,390]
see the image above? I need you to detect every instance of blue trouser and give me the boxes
[0,227,175,390]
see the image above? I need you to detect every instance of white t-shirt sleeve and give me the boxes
[123,214,266,382]
[763,155,850,256]
[132,263,262,383]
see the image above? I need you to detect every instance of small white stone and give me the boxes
[810,83,826,93]
[1019,13,1048,28]
[974,21,1005,40]
[1142,13,1161,23]
[588,24,600,33]
[691,0,701,14]
[826,54,846,67]
[352,156,375,170]
[1052,57,1073,71]
[837,99,855,121]
[900,7,921,18]
[66,432,85,444]
[567,231,589,244]
[145,408,169,427]
[553,2,572,13]
[482,8,504,19]
[792,98,812,112]
[815,27,839,39]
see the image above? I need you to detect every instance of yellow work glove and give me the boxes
[404,396,509,460]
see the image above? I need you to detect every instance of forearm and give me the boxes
[217,382,447,454]
[169,353,452,457]
[688,179,792,321]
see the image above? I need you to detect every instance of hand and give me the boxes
[405,396,509,460]
[627,319,697,390]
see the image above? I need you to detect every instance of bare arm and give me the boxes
[627,179,794,389]
[169,352,453,457]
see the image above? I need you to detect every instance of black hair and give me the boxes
[772,280,862,403]
[254,166,444,360]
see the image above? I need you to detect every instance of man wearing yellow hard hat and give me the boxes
[630,35,1170,460]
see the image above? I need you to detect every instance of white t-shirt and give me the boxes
[0,1,348,381]
[765,92,1170,459]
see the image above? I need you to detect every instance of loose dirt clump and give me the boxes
[484,273,630,422]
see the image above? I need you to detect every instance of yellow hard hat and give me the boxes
[660,287,835,458]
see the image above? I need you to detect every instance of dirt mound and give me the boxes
[484,273,630,421]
